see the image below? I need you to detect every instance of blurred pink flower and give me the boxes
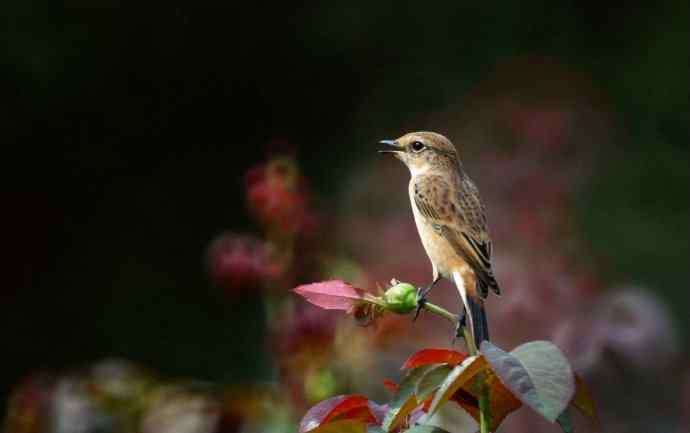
[206,233,283,294]
[554,287,679,373]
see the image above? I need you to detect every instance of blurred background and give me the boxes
[2,1,688,433]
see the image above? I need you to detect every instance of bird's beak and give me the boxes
[378,139,402,155]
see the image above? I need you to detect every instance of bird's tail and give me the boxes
[467,294,490,345]
[453,271,490,347]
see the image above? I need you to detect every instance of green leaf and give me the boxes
[556,408,574,433]
[415,365,453,402]
[421,355,487,421]
[480,341,543,415]
[382,366,432,431]
[511,341,575,422]
[422,402,478,433]
[367,427,386,433]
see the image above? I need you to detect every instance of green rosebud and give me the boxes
[383,281,418,314]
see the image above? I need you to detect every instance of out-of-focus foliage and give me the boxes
[2,1,688,432]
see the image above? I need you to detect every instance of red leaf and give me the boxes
[449,388,479,409]
[382,379,399,393]
[326,406,375,425]
[299,395,375,433]
[422,394,435,412]
[293,280,365,311]
[401,349,469,370]
[449,372,522,431]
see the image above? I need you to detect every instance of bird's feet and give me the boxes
[412,286,430,321]
[452,312,467,343]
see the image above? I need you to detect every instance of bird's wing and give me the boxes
[413,175,500,297]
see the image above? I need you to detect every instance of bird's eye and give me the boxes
[411,141,425,152]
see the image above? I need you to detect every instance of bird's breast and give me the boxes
[408,179,462,278]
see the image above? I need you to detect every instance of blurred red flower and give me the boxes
[246,157,316,236]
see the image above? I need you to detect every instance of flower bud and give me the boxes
[383,282,418,314]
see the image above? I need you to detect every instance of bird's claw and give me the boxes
[452,312,467,344]
[413,287,428,321]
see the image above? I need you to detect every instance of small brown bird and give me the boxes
[379,131,500,345]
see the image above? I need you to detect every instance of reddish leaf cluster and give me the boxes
[299,349,474,433]
[298,345,597,433]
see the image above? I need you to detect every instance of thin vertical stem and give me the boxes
[462,326,478,355]
[458,315,488,433]
[479,383,490,433]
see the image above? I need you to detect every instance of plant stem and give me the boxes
[421,302,478,354]
[421,301,458,324]
[479,383,490,433]
[463,326,478,355]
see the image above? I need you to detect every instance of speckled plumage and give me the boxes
[412,172,498,297]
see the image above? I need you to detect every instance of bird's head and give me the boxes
[379,131,458,176]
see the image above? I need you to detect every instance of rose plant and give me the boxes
[293,280,597,433]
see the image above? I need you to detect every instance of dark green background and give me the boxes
[3,0,688,410]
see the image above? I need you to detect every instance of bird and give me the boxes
[379,131,500,346]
